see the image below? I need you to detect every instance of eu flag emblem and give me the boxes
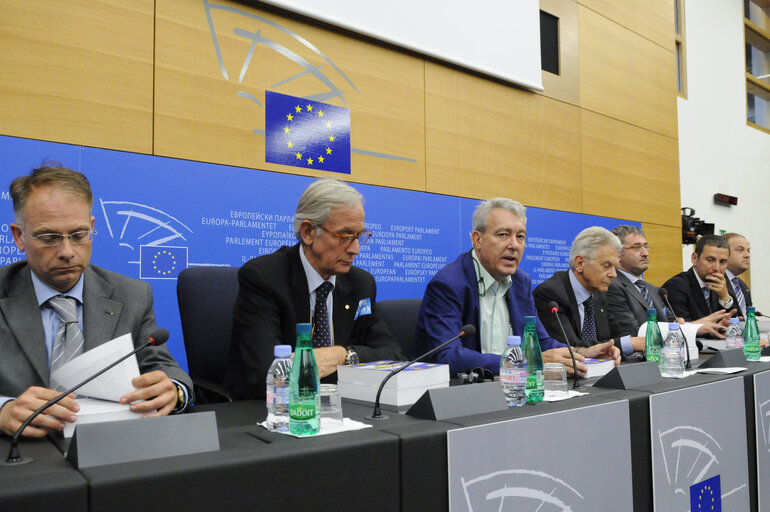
[140,246,188,279]
[265,91,351,174]
[690,474,721,511]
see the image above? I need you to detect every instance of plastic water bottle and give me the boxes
[659,323,685,377]
[644,308,664,363]
[744,306,761,361]
[522,316,544,403]
[266,344,292,432]
[500,335,527,407]
[289,323,320,435]
[725,317,744,350]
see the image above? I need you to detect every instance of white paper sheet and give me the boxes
[50,333,140,401]
[62,397,143,438]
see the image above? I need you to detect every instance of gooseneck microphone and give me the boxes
[658,288,691,369]
[3,328,169,466]
[366,324,476,421]
[547,302,580,389]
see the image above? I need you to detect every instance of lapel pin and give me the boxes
[345,304,350,310]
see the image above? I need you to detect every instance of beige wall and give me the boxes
[0,0,681,284]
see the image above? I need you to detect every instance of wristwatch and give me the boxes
[344,347,360,366]
[173,383,187,412]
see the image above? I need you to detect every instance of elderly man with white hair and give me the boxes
[534,226,623,359]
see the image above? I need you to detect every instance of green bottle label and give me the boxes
[289,401,316,420]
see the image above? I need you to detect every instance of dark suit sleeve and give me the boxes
[662,274,697,322]
[605,281,640,338]
[533,282,582,347]
[345,274,406,363]
[417,276,501,375]
[226,262,291,400]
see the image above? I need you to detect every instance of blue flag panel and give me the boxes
[265,91,351,174]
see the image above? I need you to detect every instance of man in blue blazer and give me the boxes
[416,198,619,376]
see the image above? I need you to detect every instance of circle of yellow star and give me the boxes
[307,157,314,165]
[306,104,313,112]
[286,114,293,121]
[295,152,302,159]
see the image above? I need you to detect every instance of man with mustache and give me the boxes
[533,226,626,357]
[225,178,404,400]
[416,199,619,377]
[607,226,731,346]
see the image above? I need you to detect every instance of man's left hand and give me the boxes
[582,340,621,366]
[120,371,178,417]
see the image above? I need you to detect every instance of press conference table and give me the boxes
[1,357,768,512]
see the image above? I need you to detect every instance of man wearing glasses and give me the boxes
[0,166,192,437]
[607,226,731,345]
[225,178,404,400]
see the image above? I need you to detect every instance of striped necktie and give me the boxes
[48,296,85,374]
[634,280,654,309]
[732,277,747,316]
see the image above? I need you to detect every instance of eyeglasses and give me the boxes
[623,243,650,252]
[25,230,97,247]
[317,225,372,246]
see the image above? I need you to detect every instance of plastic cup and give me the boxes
[543,362,568,398]
[319,384,343,428]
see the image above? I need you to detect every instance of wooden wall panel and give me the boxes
[579,0,675,50]
[424,63,582,212]
[0,0,154,153]
[154,0,425,190]
[641,223,683,286]
[539,0,580,106]
[581,110,680,226]
[579,5,678,138]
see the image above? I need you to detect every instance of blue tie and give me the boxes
[581,296,597,341]
[312,281,334,348]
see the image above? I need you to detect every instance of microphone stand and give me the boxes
[3,336,160,466]
[366,327,473,421]
[548,303,580,389]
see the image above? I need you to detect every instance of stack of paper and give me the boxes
[337,361,449,406]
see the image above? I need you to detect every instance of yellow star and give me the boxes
[306,104,313,112]
[307,157,314,165]
[283,126,290,134]
[287,114,293,121]
[318,156,325,163]
[318,110,324,117]
[326,147,332,154]
[328,135,335,142]
[326,121,332,129]
[287,141,293,149]
[295,105,302,113]
[295,152,302,159]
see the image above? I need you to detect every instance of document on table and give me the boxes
[50,333,140,400]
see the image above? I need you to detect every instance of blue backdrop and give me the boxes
[0,135,638,371]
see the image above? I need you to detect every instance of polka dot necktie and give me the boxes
[581,296,597,341]
[312,281,334,348]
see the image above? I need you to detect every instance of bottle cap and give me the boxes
[668,322,680,330]
[647,308,657,315]
[523,316,536,325]
[507,335,522,346]
[748,306,756,314]
[729,317,739,324]
[296,323,312,335]
[274,344,292,357]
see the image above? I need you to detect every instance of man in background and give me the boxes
[723,232,752,318]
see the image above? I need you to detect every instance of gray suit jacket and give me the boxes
[0,262,192,399]
[606,272,668,338]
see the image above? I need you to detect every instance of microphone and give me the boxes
[366,324,476,421]
[658,288,691,369]
[547,301,580,389]
[3,328,169,466]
